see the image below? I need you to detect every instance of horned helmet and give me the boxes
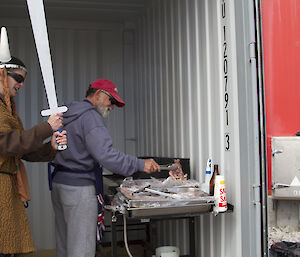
[0,27,27,115]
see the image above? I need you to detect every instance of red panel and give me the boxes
[262,0,300,193]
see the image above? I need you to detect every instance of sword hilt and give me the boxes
[57,129,67,151]
[41,106,68,151]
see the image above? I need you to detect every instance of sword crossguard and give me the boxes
[41,106,68,116]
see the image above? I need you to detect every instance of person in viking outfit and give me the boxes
[0,27,67,257]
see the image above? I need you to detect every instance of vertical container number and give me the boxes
[225,132,230,151]
[222,0,230,151]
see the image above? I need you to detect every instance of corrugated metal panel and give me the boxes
[0,0,263,255]
[0,21,129,249]
[135,0,262,256]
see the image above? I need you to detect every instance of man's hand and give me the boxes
[48,113,63,131]
[51,130,67,150]
[144,159,161,174]
[169,159,187,180]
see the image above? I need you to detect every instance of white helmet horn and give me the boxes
[0,27,12,63]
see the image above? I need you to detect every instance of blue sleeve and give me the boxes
[84,114,144,176]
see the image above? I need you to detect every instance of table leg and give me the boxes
[111,212,117,257]
[189,217,196,257]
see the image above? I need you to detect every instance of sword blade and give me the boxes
[26,0,68,151]
[26,0,58,110]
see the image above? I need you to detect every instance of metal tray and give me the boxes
[121,184,214,202]
[126,203,213,218]
[111,178,215,218]
[126,197,213,207]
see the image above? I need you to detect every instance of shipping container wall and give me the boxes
[0,20,131,249]
[0,0,263,256]
[134,0,262,257]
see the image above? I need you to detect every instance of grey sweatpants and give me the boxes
[51,183,98,257]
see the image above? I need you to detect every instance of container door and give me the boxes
[246,0,268,256]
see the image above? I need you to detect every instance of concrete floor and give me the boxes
[16,244,148,257]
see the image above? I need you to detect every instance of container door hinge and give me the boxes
[249,41,256,63]
[252,184,261,205]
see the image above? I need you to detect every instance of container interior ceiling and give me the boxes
[0,1,263,256]
[1,0,148,22]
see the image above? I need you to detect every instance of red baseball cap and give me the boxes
[90,79,125,107]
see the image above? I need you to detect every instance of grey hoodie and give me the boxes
[52,99,144,186]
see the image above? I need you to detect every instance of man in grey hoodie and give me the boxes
[50,78,160,257]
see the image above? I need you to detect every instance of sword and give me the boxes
[26,0,67,150]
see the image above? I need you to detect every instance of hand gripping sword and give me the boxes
[26,0,67,150]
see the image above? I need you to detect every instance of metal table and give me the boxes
[105,197,233,257]
[102,157,232,257]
